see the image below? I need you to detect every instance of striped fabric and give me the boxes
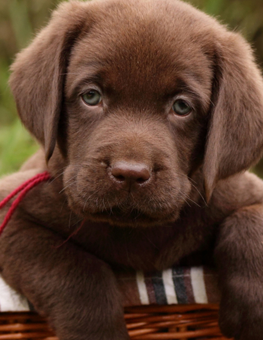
[0,266,220,312]
[117,266,220,306]
[0,275,30,312]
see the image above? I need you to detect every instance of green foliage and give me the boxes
[0,120,38,176]
[0,0,62,176]
[0,0,263,176]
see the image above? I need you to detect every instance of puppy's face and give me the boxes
[63,2,213,225]
[10,0,263,227]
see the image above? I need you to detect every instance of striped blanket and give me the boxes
[0,266,220,312]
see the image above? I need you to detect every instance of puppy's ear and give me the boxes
[203,33,263,201]
[9,1,87,161]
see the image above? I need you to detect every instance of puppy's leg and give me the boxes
[215,204,263,340]
[0,218,129,340]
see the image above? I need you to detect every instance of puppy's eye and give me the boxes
[173,99,192,116]
[81,90,102,106]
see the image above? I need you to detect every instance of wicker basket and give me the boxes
[0,304,231,340]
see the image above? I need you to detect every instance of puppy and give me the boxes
[1,0,263,339]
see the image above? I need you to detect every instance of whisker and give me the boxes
[59,177,77,194]
[188,177,207,206]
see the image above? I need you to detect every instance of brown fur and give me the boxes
[1,0,263,339]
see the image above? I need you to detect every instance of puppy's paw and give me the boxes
[219,285,263,340]
[57,319,129,340]
[56,308,130,340]
[87,324,129,340]
[96,319,130,340]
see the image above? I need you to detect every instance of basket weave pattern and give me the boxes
[0,304,231,340]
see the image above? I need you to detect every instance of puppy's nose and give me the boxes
[110,161,151,186]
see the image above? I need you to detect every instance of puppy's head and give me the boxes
[10,0,263,226]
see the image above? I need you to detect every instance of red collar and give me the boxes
[0,172,51,235]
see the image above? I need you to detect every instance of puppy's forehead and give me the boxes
[67,0,216,101]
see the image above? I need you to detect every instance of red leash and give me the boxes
[0,171,51,235]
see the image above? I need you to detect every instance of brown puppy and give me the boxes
[1,0,263,339]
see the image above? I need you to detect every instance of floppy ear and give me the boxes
[9,1,87,161]
[203,32,263,201]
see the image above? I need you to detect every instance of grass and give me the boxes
[0,56,38,177]
[0,121,38,176]
[0,0,60,176]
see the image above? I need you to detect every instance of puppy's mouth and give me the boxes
[86,206,179,227]
[94,207,145,223]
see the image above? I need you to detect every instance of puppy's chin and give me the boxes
[66,193,181,227]
[84,208,180,227]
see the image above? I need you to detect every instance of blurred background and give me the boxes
[0,0,263,176]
